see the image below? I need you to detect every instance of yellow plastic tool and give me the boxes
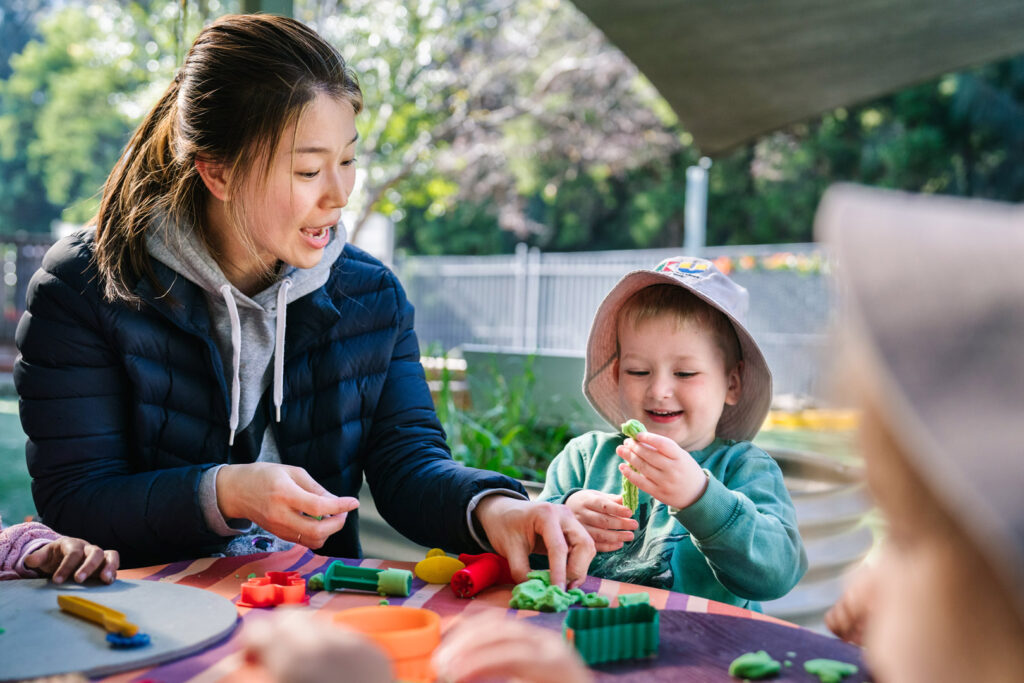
[57,595,139,637]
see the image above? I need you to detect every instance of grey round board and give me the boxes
[0,578,239,681]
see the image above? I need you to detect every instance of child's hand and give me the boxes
[243,610,392,683]
[565,490,639,552]
[23,536,119,584]
[825,560,879,646]
[433,612,593,683]
[616,431,708,510]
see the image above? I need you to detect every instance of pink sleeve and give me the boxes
[0,521,60,580]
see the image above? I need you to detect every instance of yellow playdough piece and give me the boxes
[414,552,466,584]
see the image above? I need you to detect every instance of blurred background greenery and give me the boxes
[4,0,1024,254]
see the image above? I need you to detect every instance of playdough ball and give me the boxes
[414,555,466,584]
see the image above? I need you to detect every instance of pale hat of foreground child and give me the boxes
[584,256,773,440]
[818,183,1024,624]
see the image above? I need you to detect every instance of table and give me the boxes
[98,546,868,682]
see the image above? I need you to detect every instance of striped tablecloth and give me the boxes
[102,545,801,682]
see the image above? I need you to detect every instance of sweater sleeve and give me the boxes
[671,447,807,601]
[0,521,60,579]
[538,435,593,504]
[14,236,221,567]
[362,272,526,554]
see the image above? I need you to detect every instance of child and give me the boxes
[540,257,806,609]
[816,185,1024,682]
[14,14,593,585]
[0,516,118,583]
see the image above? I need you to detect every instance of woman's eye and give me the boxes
[341,157,357,167]
[297,170,320,178]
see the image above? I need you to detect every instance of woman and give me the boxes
[15,14,592,587]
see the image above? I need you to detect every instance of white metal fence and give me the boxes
[395,243,835,401]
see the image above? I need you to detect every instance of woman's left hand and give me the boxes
[473,495,595,589]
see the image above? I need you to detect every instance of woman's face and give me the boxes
[213,92,358,291]
[861,404,1024,683]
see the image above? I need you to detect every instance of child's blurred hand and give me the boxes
[565,490,639,552]
[23,536,119,584]
[825,560,878,646]
[243,610,392,683]
[433,612,593,683]
[616,431,708,510]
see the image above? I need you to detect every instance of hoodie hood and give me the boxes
[147,217,346,445]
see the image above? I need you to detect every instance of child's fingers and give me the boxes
[588,526,634,548]
[71,544,108,582]
[50,541,86,584]
[617,443,668,479]
[100,550,119,583]
[634,430,685,457]
[584,495,639,521]
[619,462,656,494]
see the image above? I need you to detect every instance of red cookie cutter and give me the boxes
[237,570,309,607]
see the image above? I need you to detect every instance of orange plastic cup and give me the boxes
[333,605,440,683]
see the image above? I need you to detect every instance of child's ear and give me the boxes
[724,360,743,406]
[195,157,231,201]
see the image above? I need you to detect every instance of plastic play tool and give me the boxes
[450,552,514,598]
[563,603,660,665]
[617,592,651,607]
[414,549,466,584]
[323,560,412,597]
[236,571,308,607]
[334,605,440,683]
[57,595,139,637]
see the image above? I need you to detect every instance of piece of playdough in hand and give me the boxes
[620,419,646,513]
[728,650,781,679]
[804,658,859,683]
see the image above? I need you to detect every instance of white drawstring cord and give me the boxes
[219,284,242,446]
[273,278,292,422]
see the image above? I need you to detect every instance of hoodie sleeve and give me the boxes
[15,235,222,567]
[671,445,807,601]
[362,272,527,554]
[0,521,60,580]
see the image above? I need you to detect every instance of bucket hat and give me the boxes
[583,256,773,441]
[817,183,1024,621]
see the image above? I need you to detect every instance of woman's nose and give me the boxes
[325,172,350,209]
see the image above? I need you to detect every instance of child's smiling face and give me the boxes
[615,313,741,452]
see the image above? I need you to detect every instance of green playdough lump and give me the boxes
[620,420,646,514]
[617,592,650,607]
[378,599,389,606]
[526,569,551,584]
[509,571,608,611]
[581,593,610,608]
[308,573,325,590]
[728,650,781,679]
[804,658,859,683]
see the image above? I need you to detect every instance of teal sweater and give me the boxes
[540,432,807,610]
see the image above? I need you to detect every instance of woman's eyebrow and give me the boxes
[295,134,359,155]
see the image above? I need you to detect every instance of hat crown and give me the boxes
[653,257,750,323]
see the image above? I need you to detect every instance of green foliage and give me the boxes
[434,354,575,482]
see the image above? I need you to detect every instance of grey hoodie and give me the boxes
[146,218,345,538]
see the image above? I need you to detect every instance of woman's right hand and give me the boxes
[216,463,358,548]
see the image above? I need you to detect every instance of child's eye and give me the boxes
[297,170,320,178]
[675,371,697,378]
[625,370,649,376]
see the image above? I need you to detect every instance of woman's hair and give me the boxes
[92,14,362,303]
[618,284,742,370]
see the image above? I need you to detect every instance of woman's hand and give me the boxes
[565,490,638,552]
[434,612,593,683]
[23,537,119,584]
[473,495,595,590]
[216,463,359,548]
[616,431,708,510]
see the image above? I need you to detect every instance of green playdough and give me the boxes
[617,592,650,607]
[728,650,781,679]
[508,571,609,611]
[804,658,859,683]
[620,419,646,513]
[308,573,325,590]
[379,599,389,606]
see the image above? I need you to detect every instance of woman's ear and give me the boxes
[195,158,230,201]
[724,360,743,406]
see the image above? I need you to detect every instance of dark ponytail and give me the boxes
[92,14,362,304]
